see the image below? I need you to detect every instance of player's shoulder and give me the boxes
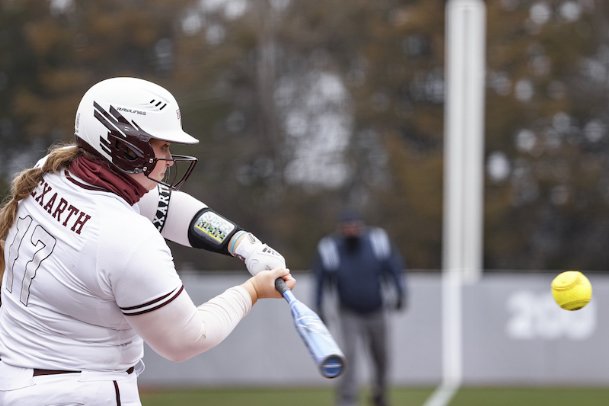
[99,202,160,238]
[96,204,168,270]
[365,227,389,242]
[366,226,388,237]
[68,183,162,244]
[367,227,391,259]
[318,234,338,248]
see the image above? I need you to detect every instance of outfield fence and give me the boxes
[139,271,608,388]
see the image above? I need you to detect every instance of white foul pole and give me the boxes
[444,0,486,285]
[425,1,486,405]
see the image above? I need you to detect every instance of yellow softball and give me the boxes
[551,271,592,311]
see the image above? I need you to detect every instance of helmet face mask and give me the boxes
[75,77,199,190]
[152,154,198,190]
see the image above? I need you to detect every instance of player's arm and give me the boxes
[312,237,337,321]
[125,268,294,362]
[137,185,285,275]
[369,227,406,310]
[381,239,407,310]
[111,229,294,362]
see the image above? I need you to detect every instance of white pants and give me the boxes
[0,361,144,406]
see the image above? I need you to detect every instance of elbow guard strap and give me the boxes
[187,208,242,255]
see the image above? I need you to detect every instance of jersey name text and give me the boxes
[31,179,92,235]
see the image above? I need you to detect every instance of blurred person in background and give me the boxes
[0,77,293,405]
[313,209,406,406]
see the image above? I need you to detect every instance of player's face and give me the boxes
[131,139,174,190]
[340,221,363,237]
[149,139,174,181]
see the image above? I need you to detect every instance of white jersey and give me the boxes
[0,169,182,371]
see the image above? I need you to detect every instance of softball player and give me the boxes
[0,77,294,405]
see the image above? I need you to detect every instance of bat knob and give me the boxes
[320,355,345,379]
[275,277,289,294]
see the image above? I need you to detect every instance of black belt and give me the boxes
[33,366,135,377]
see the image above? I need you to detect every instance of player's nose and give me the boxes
[165,150,174,167]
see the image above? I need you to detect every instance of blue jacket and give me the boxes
[313,227,406,315]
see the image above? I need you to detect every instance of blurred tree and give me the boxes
[169,0,446,270]
[5,0,609,273]
[0,0,194,184]
[485,0,609,271]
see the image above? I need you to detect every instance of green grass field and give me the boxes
[140,386,609,406]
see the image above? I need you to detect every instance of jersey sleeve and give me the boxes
[312,236,337,313]
[99,219,183,315]
[372,228,406,299]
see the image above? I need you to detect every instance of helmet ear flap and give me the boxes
[105,131,155,174]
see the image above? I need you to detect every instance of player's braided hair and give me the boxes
[0,144,81,283]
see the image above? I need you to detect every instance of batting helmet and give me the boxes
[75,77,198,189]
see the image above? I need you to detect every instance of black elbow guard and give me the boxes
[187,208,242,255]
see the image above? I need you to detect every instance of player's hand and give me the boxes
[231,232,286,275]
[243,268,295,303]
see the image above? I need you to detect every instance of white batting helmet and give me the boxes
[75,77,198,189]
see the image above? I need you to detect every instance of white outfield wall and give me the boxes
[139,271,608,388]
